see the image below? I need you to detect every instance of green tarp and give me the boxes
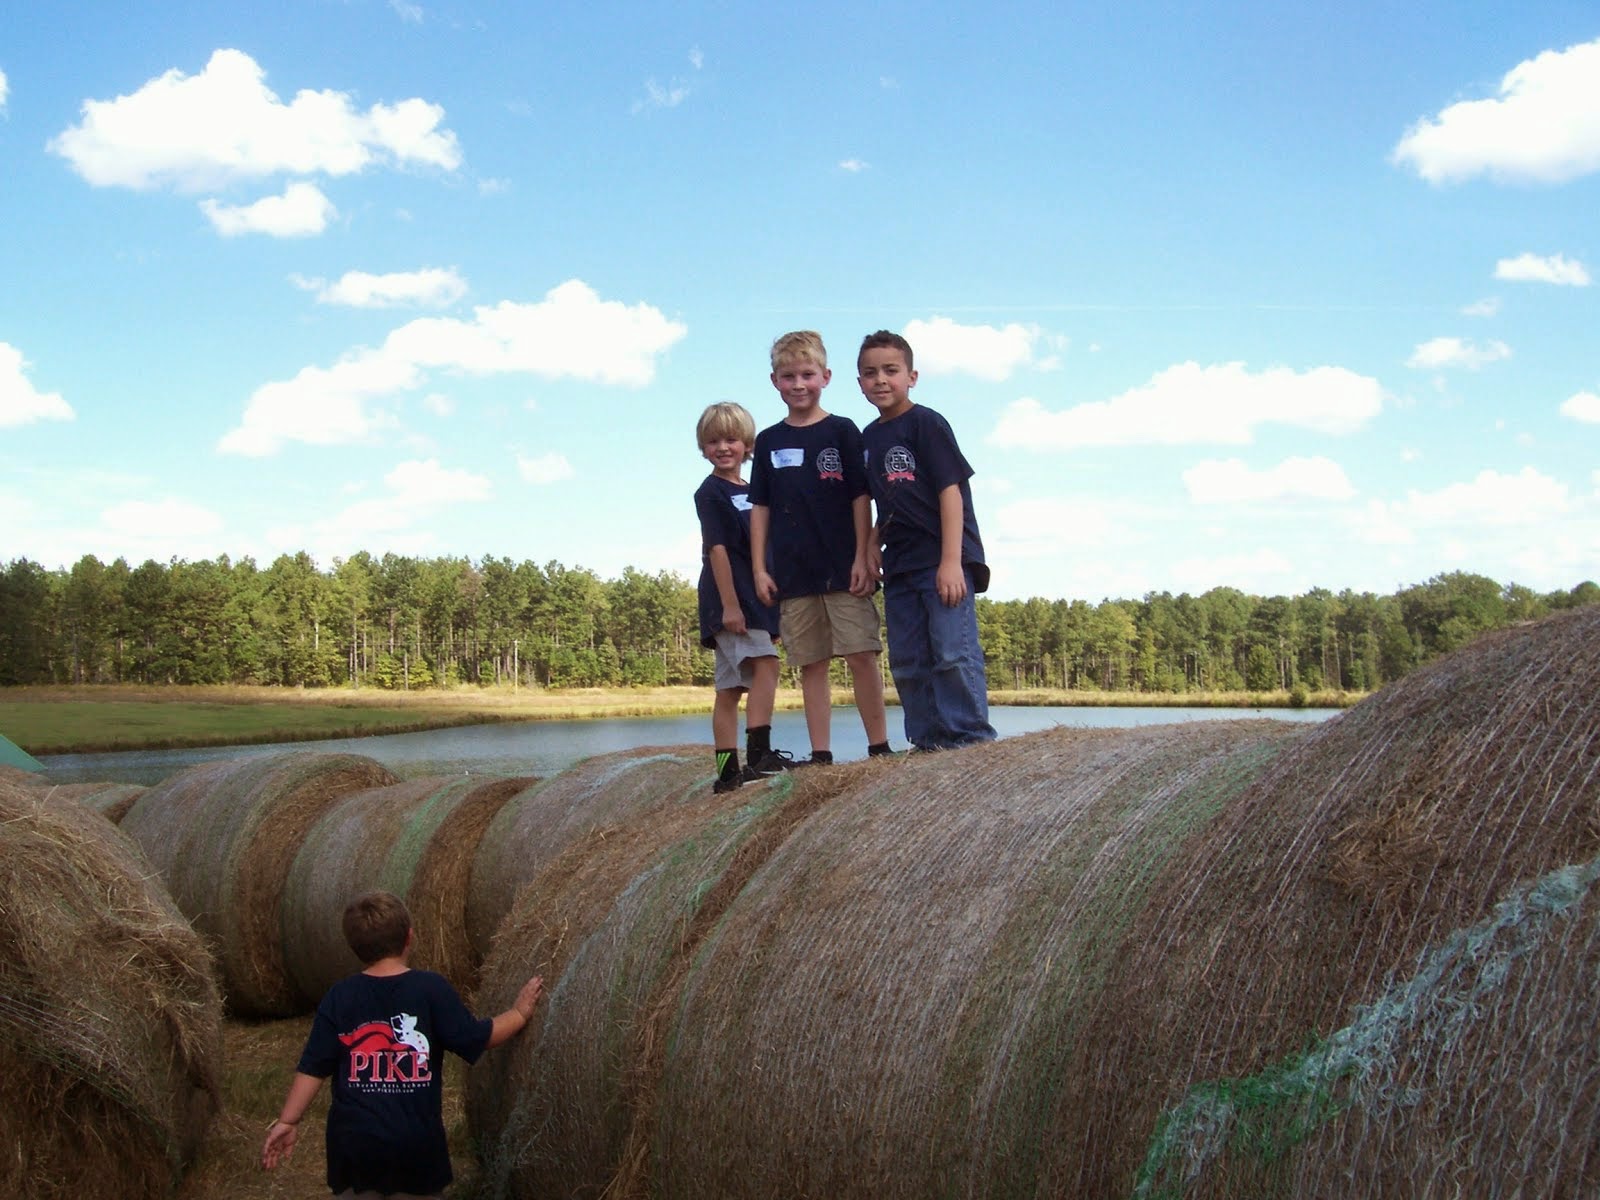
[0,732,45,773]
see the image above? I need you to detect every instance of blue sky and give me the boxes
[2,1,1597,602]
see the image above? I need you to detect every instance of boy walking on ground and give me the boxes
[750,330,893,764]
[261,891,542,1198]
[858,330,997,751]
[694,401,794,792]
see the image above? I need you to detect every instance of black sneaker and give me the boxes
[712,775,743,794]
[792,751,834,768]
[748,749,797,775]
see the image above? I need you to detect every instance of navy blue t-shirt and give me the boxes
[694,472,781,646]
[297,969,493,1196]
[747,413,870,598]
[863,404,990,592]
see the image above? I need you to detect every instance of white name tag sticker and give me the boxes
[731,494,753,511]
[771,448,804,468]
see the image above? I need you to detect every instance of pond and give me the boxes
[37,705,1339,787]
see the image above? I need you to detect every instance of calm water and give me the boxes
[36,705,1338,787]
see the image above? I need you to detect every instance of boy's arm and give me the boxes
[848,493,875,597]
[935,484,967,607]
[487,975,544,1049]
[750,505,777,605]
[261,1072,324,1170]
[706,544,747,634]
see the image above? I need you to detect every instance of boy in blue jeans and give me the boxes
[857,330,997,751]
[694,401,792,792]
[750,330,893,764]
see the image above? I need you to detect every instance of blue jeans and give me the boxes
[883,566,997,750]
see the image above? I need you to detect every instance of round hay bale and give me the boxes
[1065,604,1600,1198]
[470,754,887,1197]
[281,773,533,1005]
[120,751,398,1016]
[465,746,710,958]
[0,763,44,788]
[469,719,1308,1198]
[0,789,223,1199]
[41,780,148,823]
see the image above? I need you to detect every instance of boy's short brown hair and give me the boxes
[696,402,756,455]
[771,330,828,371]
[858,329,914,372]
[342,891,411,964]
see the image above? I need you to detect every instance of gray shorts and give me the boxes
[779,592,882,668]
[713,628,778,691]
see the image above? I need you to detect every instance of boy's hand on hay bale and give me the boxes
[489,975,545,1047]
[515,975,544,1021]
[261,1118,298,1170]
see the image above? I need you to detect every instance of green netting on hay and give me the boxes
[473,771,802,1199]
[649,721,1309,1200]
[1134,857,1600,1199]
[465,747,707,958]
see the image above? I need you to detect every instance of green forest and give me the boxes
[2,553,1595,696]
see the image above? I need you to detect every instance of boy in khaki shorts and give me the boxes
[750,331,893,764]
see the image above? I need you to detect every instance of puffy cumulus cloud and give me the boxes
[1561,391,1600,423]
[1494,252,1591,286]
[1183,456,1356,504]
[986,497,1124,560]
[101,498,224,539]
[220,350,419,456]
[384,279,685,385]
[202,181,336,237]
[221,279,684,455]
[517,452,575,485]
[1392,37,1600,184]
[1406,336,1512,370]
[1,343,75,428]
[287,459,490,558]
[839,158,870,172]
[48,48,460,192]
[904,316,1045,382]
[296,266,467,309]
[1359,468,1572,539]
[989,361,1381,449]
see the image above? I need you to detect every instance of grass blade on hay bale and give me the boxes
[120,751,398,1017]
[0,789,223,1199]
[470,719,1307,1199]
[281,773,534,1006]
[465,747,707,959]
[1067,604,1600,1199]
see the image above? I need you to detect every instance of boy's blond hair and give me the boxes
[696,402,756,458]
[770,330,828,371]
[342,890,411,964]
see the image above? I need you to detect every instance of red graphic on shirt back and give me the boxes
[339,1016,433,1085]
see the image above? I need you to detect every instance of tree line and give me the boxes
[1,552,1594,695]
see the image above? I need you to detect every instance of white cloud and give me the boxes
[1169,548,1298,596]
[201,181,335,237]
[101,498,224,539]
[1360,468,1573,539]
[689,46,704,70]
[49,48,461,191]
[988,497,1123,559]
[1406,336,1512,370]
[1391,36,1600,184]
[904,316,1044,382]
[299,266,467,308]
[1461,297,1501,318]
[291,459,490,558]
[390,0,423,22]
[1561,391,1600,423]
[839,158,870,172]
[517,452,575,485]
[220,279,685,455]
[990,361,1382,449]
[634,78,690,113]
[0,343,75,428]
[1493,252,1591,286]
[0,67,8,112]
[1183,456,1356,504]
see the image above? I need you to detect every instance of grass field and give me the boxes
[0,682,1356,755]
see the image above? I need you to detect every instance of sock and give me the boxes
[746,724,772,761]
[867,741,893,756]
[808,749,833,765]
[715,748,740,784]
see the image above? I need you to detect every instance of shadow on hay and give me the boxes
[0,787,223,1199]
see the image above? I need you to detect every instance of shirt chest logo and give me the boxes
[816,447,844,481]
[883,445,917,482]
